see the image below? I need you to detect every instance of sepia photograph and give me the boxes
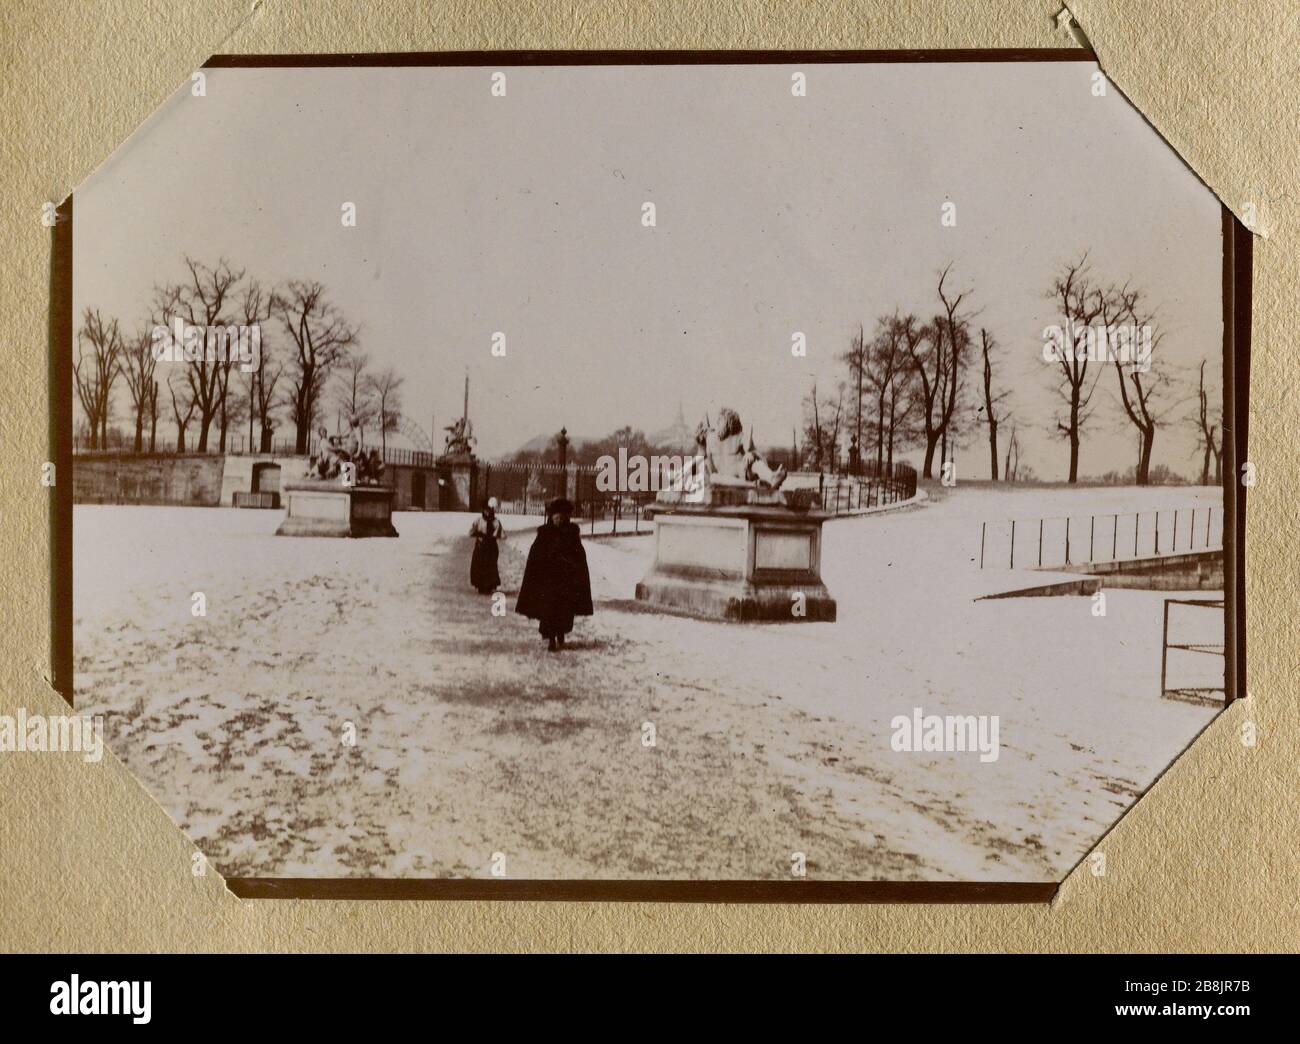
[61,53,1245,895]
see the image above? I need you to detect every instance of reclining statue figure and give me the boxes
[305,414,385,485]
[306,425,342,480]
[701,407,788,490]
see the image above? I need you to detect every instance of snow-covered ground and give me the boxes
[72,483,1224,882]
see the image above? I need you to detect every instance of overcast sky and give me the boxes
[74,60,1224,479]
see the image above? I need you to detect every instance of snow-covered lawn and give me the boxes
[72,483,1223,882]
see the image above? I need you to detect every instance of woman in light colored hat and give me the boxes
[468,496,505,594]
[515,497,593,651]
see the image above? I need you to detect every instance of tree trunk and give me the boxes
[1136,429,1154,485]
[922,430,940,478]
[1200,443,1211,485]
[875,395,885,473]
[149,411,158,452]
[133,409,144,453]
[988,420,999,482]
[1067,399,1080,483]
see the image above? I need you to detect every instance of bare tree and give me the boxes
[1003,420,1021,482]
[802,382,844,471]
[367,368,405,458]
[1107,287,1173,485]
[978,328,1011,480]
[73,308,123,450]
[257,357,284,452]
[170,256,245,452]
[902,312,953,479]
[840,324,869,472]
[332,351,373,434]
[935,264,975,473]
[121,325,158,452]
[1046,254,1107,482]
[864,315,909,472]
[238,345,284,454]
[899,264,974,478]
[825,383,845,471]
[223,388,250,454]
[168,371,197,452]
[883,346,918,473]
[278,281,358,453]
[1192,358,1222,485]
[215,279,274,452]
[146,378,160,452]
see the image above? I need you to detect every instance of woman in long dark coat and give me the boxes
[468,498,505,594]
[515,498,593,651]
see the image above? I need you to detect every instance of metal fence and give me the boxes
[75,434,314,457]
[582,494,652,536]
[978,505,1224,570]
[480,462,657,532]
[480,462,584,516]
[73,434,440,466]
[818,462,918,516]
[1160,597,1226,704]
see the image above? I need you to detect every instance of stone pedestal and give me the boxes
[436,454,477,511]
[275,480,398,538]
[635,495,836,622]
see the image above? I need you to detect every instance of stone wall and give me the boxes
[73,453,227,506]
[1075,549,1224,591]
[74,452,445,510]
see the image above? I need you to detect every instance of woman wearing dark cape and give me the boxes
[515,498,593,651]
[468,497,505,594]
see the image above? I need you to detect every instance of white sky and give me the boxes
[73,60,1224,478]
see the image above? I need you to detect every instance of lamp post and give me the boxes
[556,426,570,501]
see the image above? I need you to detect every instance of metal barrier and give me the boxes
[74,435,442,467]
[1160,598,1226,704]
[978,505,1223,570]
[818,462,918,516]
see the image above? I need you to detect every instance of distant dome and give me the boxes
[648,402,696,452]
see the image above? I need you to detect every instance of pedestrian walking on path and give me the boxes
[515,497,593,651]
[468,497,505,594]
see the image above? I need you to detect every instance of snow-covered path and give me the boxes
[73,483,1222,881]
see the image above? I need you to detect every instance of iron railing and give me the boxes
[72,435,440,466]
[1160,598,1226,704]
[978,505,1223,570]
[818,462,918,516]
